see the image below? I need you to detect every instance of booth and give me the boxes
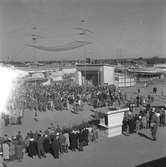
[97,107,129,138]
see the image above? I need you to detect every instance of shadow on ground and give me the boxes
[135,157,166,167]
[138,132,153,141]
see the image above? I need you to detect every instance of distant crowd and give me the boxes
[2,82,127,126]
[21,83,123,112]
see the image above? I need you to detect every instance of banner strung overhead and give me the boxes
[26,40,92,52]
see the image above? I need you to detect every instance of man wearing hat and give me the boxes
[37,131,46,158]
[150,108,160,141]
[52,133,60,159]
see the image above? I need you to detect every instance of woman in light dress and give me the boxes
[2,142,9,161]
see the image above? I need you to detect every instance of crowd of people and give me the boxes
[21,82,123,112]
[2,82,126,126]
[1,77,166,167]
[120,85,166,141]
[122,104,165,140]
[0,121,98,164]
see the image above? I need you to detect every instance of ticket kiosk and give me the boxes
[98,107,129,138]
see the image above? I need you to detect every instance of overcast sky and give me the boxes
[0,0,166,61]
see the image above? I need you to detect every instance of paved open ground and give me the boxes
[0,104,93,136]
[1,78,166,167]
[4,127,166,167]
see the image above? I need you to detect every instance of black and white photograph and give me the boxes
[0,0,166,167]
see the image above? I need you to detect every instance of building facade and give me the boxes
[76,64,115,86]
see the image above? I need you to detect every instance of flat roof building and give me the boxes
[76,64,115,86]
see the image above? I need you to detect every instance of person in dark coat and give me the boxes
[85,128,89,145]
[78,129,84,152]
[75,131,79,150]
[72,131,78,151]
[28,138,37,158]
[129,115,135,134]
[52,134,60,159]
[69,131,74,151]
[82,128,89,146]
[138,88,140,94]
[43,134,50,154]
[153,87,157,94]
[37,134,46,158]
[29,131,34,138]
[4,115,9,127]
[27,131,37,158]
[136,95,140,107]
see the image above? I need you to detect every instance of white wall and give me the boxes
[108,112,124,128]
[62,68,77,74]
[154,64,166,68]
[49,71,64,81]
[77,71,82,86]
[103,66,115,85]
[31,72,45,78]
